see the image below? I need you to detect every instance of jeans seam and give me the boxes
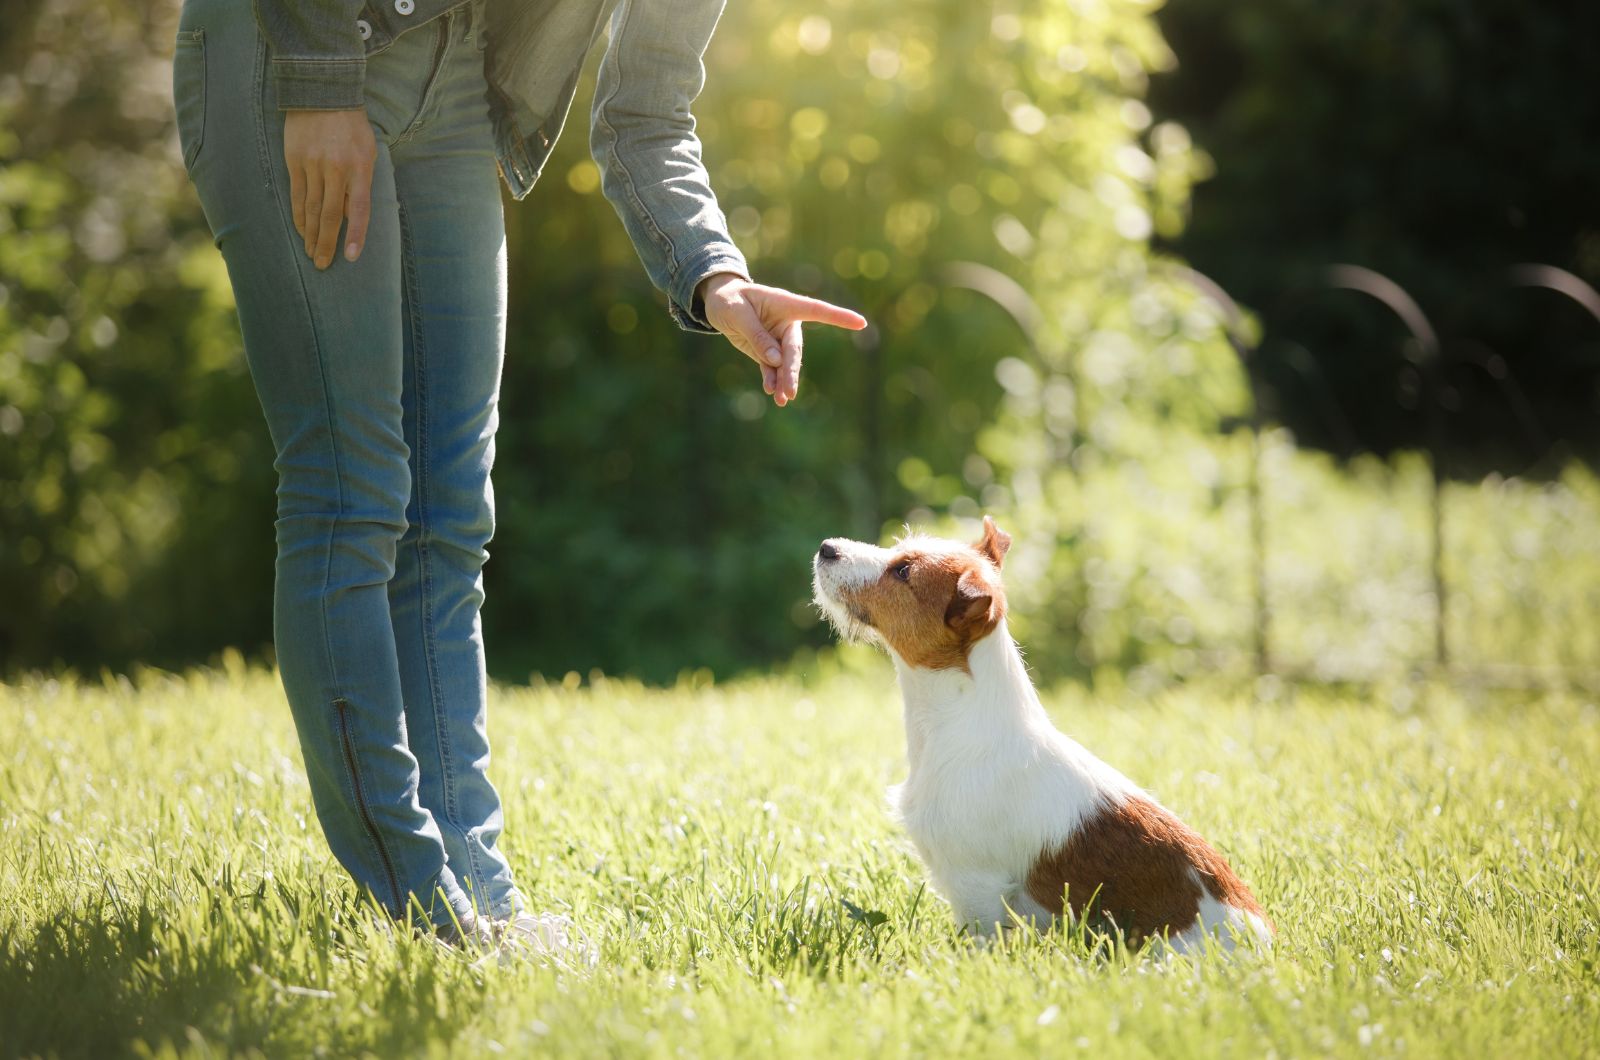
[176,31,206,170]
[399,197,448,823]
[593,0,679,271]
[259,32,411,909]
[256,36,348,706]
[398,196,489,910]
[253,39,275,218]
[333,697,404,913]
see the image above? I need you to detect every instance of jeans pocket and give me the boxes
[172,29,207,171]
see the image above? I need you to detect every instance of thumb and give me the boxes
[730,299,782,367]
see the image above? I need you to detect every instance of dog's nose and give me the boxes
[817,541,840,562]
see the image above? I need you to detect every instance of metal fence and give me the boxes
[928,260,1600,693]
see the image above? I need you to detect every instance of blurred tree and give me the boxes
[27,0,1587,688]
[4,0,1208,682]
[0,0,277,671]
[485,0,1222,681]
[1149,0,1600,477]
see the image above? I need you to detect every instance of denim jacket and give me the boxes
[254,0,748,331]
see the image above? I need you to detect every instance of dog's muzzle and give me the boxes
[812,538,880,641]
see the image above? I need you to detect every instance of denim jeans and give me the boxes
[173,0,523,931]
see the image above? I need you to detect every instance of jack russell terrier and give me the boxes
[812,517,1272,952]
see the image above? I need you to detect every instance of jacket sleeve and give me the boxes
[589,0,749,333]
[253,0,369,110]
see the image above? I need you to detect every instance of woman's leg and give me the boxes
[174,0,474,932]
[375,3,525,920]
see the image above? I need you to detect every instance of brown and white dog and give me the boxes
[812,517,1272,952]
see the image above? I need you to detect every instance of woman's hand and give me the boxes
[284,109,377,269]
[699,273,867,406]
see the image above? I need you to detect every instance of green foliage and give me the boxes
[0,0,276,669]
[2,667,1597,1055]
[1,0,1212,681]
[4,0,1598,686]
[486,0,1213,681]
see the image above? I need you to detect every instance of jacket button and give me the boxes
[395,0,414,12]
[356,18,372,39]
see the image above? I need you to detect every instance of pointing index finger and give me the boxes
[772,291,868,331]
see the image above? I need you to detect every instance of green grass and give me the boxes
[2,658,1596,1058]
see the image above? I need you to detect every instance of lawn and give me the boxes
[1,658,1596,1057]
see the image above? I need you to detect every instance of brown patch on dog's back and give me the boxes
[845,550,1004,672]
[1025,795,1268,944]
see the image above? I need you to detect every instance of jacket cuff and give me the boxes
[271,59,367,110]
[670,242,750,334]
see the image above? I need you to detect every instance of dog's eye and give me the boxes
[891,561,912,582]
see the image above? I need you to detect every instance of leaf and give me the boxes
[841,899,889,930]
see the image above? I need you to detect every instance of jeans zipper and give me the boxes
[333,697,404,913]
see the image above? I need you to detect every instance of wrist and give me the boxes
[697,272,744,305]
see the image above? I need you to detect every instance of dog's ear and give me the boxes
[945,566,997,634]
[975,515,1012,569]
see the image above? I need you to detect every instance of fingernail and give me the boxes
[766,348,781,366]
[345,243,359,262]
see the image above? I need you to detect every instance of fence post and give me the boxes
[1324,266,1447,672]
[1164,266,1271,677]
[938,263,1092,666]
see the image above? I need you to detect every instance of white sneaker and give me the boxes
[433,913,497,951]
[493,911,596,967]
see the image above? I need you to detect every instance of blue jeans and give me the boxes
[174,0,523,930]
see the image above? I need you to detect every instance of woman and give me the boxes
[172,0,865,950]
